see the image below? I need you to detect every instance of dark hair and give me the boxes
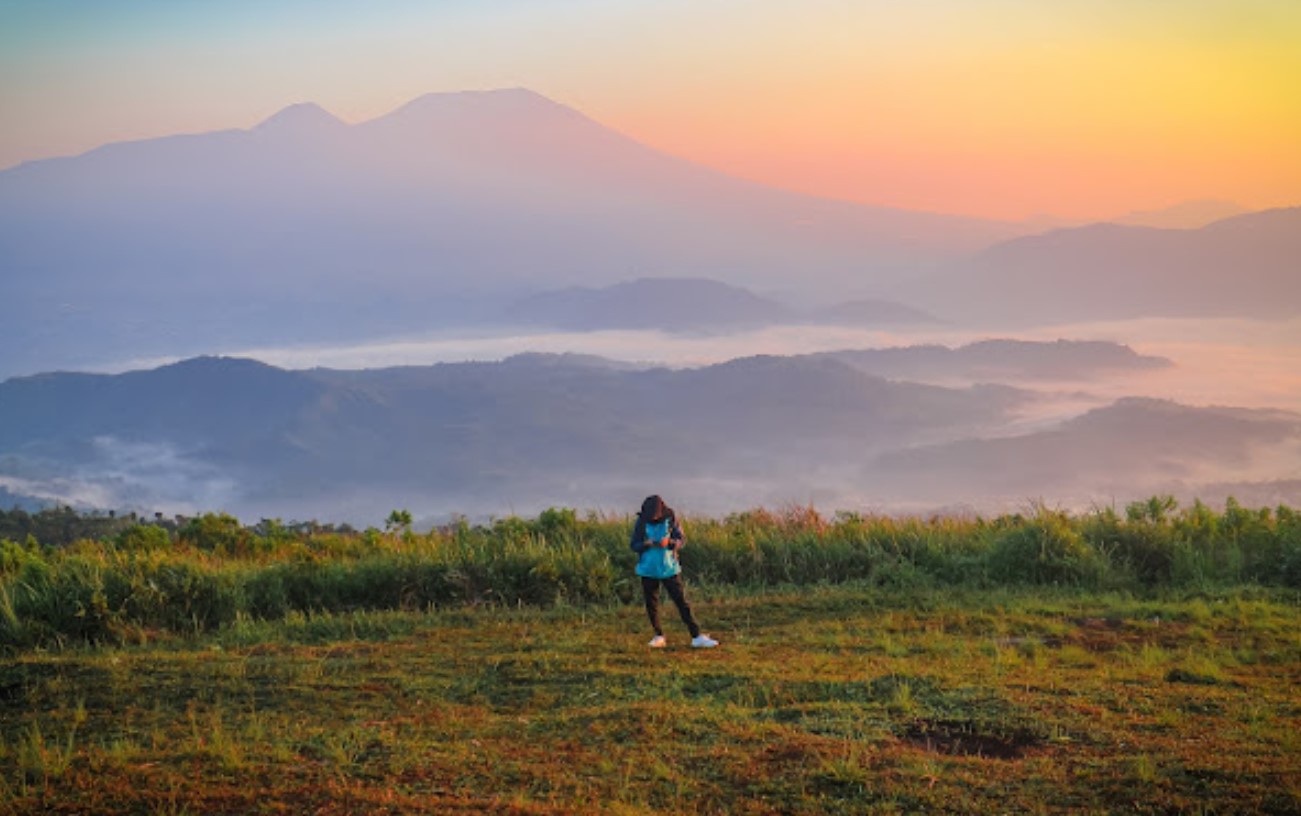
[640,494,673,523]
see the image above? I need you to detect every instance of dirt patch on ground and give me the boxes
[901,719,1044,760]
[1057,616,1193,653]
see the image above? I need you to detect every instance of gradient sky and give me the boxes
[2,0,1298,221]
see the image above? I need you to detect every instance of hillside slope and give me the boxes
[917,207,1301,324]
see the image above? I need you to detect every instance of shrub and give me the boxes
[179,513,250,554]
[115,524,172,553]
[1170,500,1244,586]
[1272,506,1301,588]
[5,499,1301,650]
[987,507,1103,586]
[1086,506,1177,586]
[536,507,578,541]
[0,537,43,577]
[5,555,117,647]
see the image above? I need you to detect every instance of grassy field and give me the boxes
[3,583,1299,814]
[5,499,1301,653]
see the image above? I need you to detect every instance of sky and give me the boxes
[1,0,1299,221]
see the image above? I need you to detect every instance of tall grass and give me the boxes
[3,497,1300,649]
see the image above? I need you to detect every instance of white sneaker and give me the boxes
[691,634,719,649]
[648,635,667,648]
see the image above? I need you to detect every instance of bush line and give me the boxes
[3,498,1300,649]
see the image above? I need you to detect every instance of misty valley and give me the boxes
[1,337,1298,525]
[2,89,1299,527]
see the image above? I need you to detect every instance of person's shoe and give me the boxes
[648,635,667,648]
[691,634,719,648]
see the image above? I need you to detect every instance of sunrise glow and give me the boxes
[1,0,1298,221]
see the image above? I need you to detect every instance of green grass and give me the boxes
[2,501,1299,811]
[5,498,1301,651]
[2,584,1299,814]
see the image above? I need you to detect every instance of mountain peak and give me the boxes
[372,87,583,128]
[253,102,346,134]
[404,86,556,108]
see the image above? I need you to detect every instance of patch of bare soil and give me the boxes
[902,719,1044,760]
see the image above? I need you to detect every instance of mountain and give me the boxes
[503,278,795,331]
[1110,200,1247,229]
[0,88,1024,380]
[0,356,320,441]
[500,278,937,332]
[915,207,1301,325]
[252,102,349,136]
[0,354,1029,520]
[817,339,1172,383]
[872,398,1301,505]
[4,352,1295,521]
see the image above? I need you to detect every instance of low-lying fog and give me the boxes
[115,315,1301,413]
[19,315,1300,525]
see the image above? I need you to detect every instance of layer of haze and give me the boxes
[110,316,1301,415]
[34,317,1301,523]
[2,0,1299,220]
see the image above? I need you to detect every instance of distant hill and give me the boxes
[501,278,936,332]
[817,339,1172,382]
[0,357,324,452]
[0,88,1021,379]
[917,207,1301,325]
[503,278,794,331]
[2,352,1295,520]
[873,398,1301,504]
[0,354,1027,519]
[1109,200,1247,229]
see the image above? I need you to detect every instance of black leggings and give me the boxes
[641,574,701,638]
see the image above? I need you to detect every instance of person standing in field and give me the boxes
[630,494,718,649]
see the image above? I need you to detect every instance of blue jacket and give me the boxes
[630,514,685,579]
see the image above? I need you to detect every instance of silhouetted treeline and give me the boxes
[0,506,355,548]
[0,506,133,546]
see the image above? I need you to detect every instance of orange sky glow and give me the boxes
[1,1,1298,222]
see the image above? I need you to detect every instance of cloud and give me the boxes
[139,315,1300,412]
[0,437,239,515]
